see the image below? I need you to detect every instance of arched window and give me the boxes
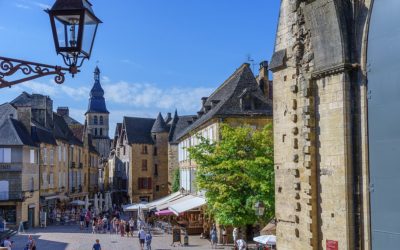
[94,116,98,125]
[100,116,104,125]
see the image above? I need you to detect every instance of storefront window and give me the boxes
[0,206,16,223]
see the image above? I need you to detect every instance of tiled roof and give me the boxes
[31,125,57,146]
[123,117,156,145]
[151,113,169,133]
[175,63,272,141]
[0,103,17,124]
[169,112,197,144]
[0,118,36,146]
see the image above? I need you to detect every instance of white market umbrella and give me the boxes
[108,192,113,211]
[94,194,99,215]
[99,193,103,213]
[104,193,108,212]
[70,200,86,206]
[85,195,89,211]
[253,235,276,245]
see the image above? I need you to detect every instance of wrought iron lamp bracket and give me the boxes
[0,56,79,89]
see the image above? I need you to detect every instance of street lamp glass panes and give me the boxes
[81,12,99,57]
[53,14,81,51]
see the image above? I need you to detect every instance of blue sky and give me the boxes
[0,0,280,131]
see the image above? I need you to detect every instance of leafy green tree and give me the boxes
[172,168,181,192]
[188,124,274,226]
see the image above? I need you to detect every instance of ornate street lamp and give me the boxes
[254,201,265,217]
[47,0,102,72]
[0,0,101,89]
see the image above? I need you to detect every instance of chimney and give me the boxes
[165,112,172,122]
[201,97,208,106]
[57,107,69,117]
[258,61,270,98]
[17,106,32,135]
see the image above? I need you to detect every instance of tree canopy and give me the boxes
[188,123,274,226]
[172,168,181,192]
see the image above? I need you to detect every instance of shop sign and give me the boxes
[327,240,338,250]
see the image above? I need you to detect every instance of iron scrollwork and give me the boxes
[0,56,74,88]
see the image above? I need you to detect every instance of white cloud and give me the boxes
[103,81,213,112]
[33,2,51,9]
[15,3,30,9]
[18,81,89,101]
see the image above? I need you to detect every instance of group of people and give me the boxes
[1,235,36,250]
[209,225,247,250]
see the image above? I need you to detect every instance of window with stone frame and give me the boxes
[50,149,54,165]
[42,147,48,165]
[94,116,98,125]
[138,177,152,189]
[142,145,148,154]
[142,159,148,171]
[100,116,104,125]
[153,147,158,156]
[154,164,158,176]
[30,149,35,164]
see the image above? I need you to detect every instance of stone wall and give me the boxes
[271,0,372,249]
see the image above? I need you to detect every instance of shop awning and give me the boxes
[156,195,194,211]
[44,195,68,201]
[155,209,174,216]
[168,195,206,216]
[123,203,149,212]
[146,192,184,210]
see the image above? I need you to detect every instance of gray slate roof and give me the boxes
[0,118,36,147]
[123,117,156,145]
[151,113,169,133]
[169,112,197,144]
[0,103,17,124]
[86,67,109,114]
[175,63,272,141]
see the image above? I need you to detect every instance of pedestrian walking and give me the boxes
[210,226,218,249]
[138,228,146,250]
[85,211,91,229]
[92,239,102,250]
[102,216,108,234]
[92,218,97,234]
[129,218,135,236]
[222,226,228,245]
[120,220,126,237]
[26,235,36,250]
[79,212,85,230]
[236,238,247,250]
[145,230,152,250]
[233,227,239,246]
[3,236,13,250]
[125,220,130,237]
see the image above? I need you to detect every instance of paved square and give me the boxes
[9,225,238,250]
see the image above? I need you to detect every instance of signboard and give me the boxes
[172,228,181,243]
[326,240,338,250]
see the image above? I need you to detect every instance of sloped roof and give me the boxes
[53,113,71,142]
[0,103,17,124]
[175,63,272,141]
[123,117,156,145]
[62,115,82,126]
[0,118,35,146]
[31,125,57,146]
[169,114,197,144]
[151,113,169,133]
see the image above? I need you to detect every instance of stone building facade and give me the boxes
[270,1,376,249]
[176,63,273,194]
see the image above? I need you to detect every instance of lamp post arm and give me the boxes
[0,56,79,89]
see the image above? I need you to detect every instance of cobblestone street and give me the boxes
[8,225,237,250]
